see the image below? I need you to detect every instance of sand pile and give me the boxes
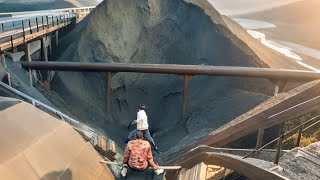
[48,0,275,152]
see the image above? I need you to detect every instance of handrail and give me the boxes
[0,81,96,139]
[170,145,288,165]
[177,151,288,180]
[243,114,320,159]
[20,61,320,80]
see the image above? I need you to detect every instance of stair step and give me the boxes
[92,134,117,161]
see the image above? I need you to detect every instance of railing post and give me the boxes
[274,133,283,165]
[107,72,112,113]
[52,16,54,27]
[274,123,285,165]
[28,19,32,34]
[256,128,265,151]
[42,16,45,30]
[296,125,303,147]
[22,21,25,42]
[36,17,39,32]
[46,16,49,29]
[10,35,14,52]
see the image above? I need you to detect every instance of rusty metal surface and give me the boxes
[20,61,320,80]
[0,101,114,180]
[106,72,112,113]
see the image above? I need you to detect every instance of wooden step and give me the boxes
[92,134,118,161]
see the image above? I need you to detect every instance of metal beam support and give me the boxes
[182,75,191,122]
[24,43,33,87]
[255,128,265,150]
[55,31,59,46]
[107,72,112,113]
[19,61,320,80]
[296,125,303,147]
[41,37,50,83]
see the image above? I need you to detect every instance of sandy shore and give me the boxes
[229,0,320,71]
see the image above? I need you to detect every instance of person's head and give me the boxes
[135,131,144,139]
[139,104,146,111]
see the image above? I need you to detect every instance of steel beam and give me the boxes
[24,44,33,87]
[106,72,112,113]
[41,37,51,90]
[55,31,59,46]
[182,75,192,123]
[19,61,320,80]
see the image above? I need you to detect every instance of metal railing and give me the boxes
[242,113,320,164]
[0,12,76,51]
[0,6,96,51]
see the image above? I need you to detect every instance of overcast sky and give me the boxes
[208,0,303,15]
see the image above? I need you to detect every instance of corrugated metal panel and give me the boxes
[0,102,114,180]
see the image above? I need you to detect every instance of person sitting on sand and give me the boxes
[127,104,158,150]
[121,131,163,177]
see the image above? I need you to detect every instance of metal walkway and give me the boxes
[0,7,95,51]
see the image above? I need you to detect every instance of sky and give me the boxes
[208,0,303,15]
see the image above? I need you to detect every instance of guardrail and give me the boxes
[242,113,320,164]
[0,13,76,51]
[0,6,95,51]
[0,80,96,139]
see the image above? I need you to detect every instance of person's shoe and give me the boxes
[121,167,128,177]
[154,146,160,153]
[154,168,164,175]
